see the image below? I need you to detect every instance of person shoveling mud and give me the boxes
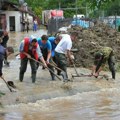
[55,32,78,82]
[0,35,15,91]
[68,23,120,69]
[91,46,115,80]
[19,36,47,83]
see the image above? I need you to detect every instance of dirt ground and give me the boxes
[0,29,120,120]
[68,22,120,70]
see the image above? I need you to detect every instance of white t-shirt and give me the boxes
[55,34,72,54]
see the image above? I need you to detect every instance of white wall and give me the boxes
[2,11,21,32]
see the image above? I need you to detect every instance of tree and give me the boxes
[87,0,115,9]
[34,7,42,19]
[11,0,119,18]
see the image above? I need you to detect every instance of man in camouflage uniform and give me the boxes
[91,47,115,79]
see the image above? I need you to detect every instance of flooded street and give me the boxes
[0,29,120,120]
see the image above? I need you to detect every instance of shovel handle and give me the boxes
[73,62,79,76]
[49,63,63,72]
[30,57,62,81]
[21,52,62,81]
[0,77,12,92]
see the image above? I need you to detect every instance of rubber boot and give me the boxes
[60,71,69,82]
[19,73,24,82]
[32,74,36,83]
[50,72,55,81]
[57,70,61,75]
[112,70,115,79]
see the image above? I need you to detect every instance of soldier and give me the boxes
[91,47,116,79]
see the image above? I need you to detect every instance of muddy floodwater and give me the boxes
[0,29,120,120]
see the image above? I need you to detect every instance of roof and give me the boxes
[0,0,35,16]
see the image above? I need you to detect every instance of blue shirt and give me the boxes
[0,44,6,60]
[37,38,52,51]
[48,37,56,57]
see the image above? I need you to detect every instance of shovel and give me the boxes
[72,62,80,76]
[72,73,109,80]
[0,77,13,92]
[29,57,62,81]
[19,52,65,81]
[49,62,68,80]
[7,81,16,88]
[49,60,64,72]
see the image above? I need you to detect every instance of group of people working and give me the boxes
[19,32,78,83]
[0,30,116,84]
[19,31,116,83]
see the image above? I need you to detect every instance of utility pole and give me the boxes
[85,2,88,18]
[58,0,61,10]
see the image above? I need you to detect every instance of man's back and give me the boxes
[55,34,72,54]
[99,47,113,59]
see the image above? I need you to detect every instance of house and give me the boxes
[0,0,35,32]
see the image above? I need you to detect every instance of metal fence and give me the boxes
[47,16,120,35]
[99,16,120,30]
[47,18,73,35]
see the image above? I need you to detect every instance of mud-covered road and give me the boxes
[0,29,120,120]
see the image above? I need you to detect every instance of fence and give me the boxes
[47,16,120,35]
[47,17,95,35]
[47,18,72,35]
[99,16,120,30]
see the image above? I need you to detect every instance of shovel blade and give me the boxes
[7,81,16,88]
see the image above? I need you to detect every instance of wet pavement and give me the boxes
[0,29,120,120]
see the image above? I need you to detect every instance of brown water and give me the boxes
[0,29,120,120]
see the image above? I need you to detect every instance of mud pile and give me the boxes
[68,22,120,68]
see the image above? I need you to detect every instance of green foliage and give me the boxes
[34,7,43,19]
[105,0,120,16]
[10,0,18,4]
[87,0,115,9]
[10,0,120,18]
